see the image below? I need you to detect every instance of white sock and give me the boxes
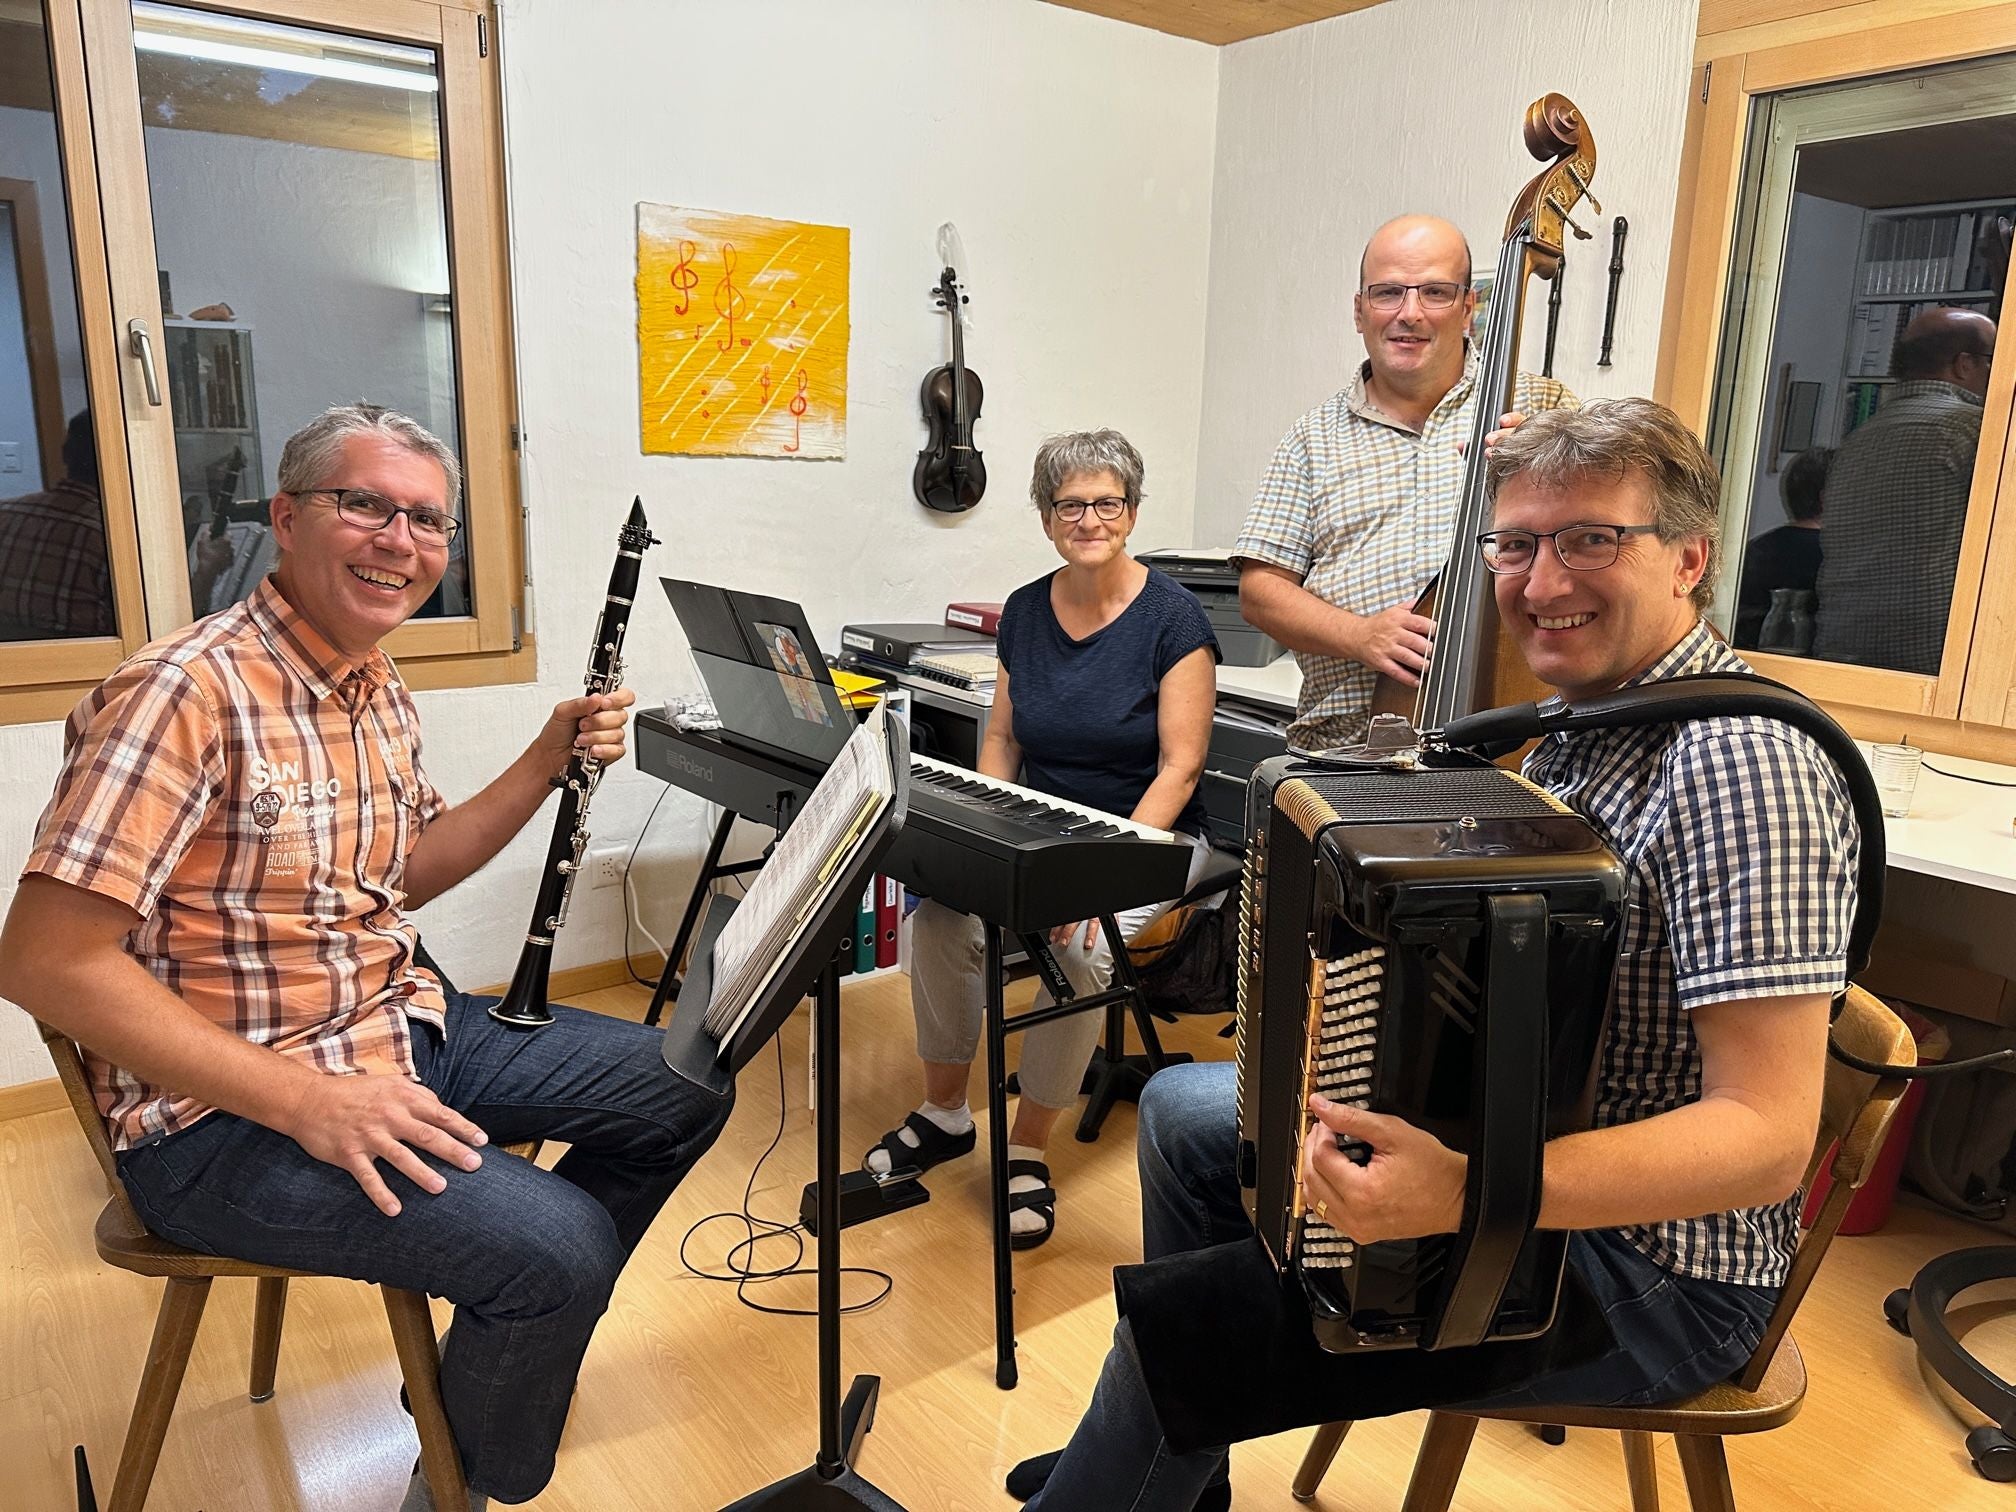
[1008,1142,1050,1238]
[400,1463,488,1512]
[865,1099,973,1175]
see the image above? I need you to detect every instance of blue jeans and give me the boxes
[1026,1061,1778,1512]
[115,991,732,1504]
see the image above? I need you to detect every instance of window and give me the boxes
[0,0,523,725]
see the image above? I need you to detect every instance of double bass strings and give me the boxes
[1416,226,1531,734]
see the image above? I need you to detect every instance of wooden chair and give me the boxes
[39,1017,535,1512]
[1291,984,1916,1512]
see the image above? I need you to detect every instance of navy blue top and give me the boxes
[996,565,1219,838]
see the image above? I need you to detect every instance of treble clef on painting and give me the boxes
[714,243,748,352]
[668,238,699,316]
[785,368,808,453]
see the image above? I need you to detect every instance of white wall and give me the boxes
[1741,191,1862,540]
[141,127,456,498]
[1191,0,1701,545]
[0,101,90,452]
[0,204,45,494]
[402,0,1220,994]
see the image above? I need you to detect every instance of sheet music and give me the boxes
[702,701,895,1050]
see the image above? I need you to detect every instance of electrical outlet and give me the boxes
[590,847,626,889]
[0,442,20,473]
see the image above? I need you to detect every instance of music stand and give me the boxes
[661,713,912,1511]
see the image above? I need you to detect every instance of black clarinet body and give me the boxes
[490,497,660,1030]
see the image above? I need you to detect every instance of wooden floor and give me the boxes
[6,973,2015,1511]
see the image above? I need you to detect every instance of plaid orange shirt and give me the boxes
[0,478,116,639]
[24,576,448,1149]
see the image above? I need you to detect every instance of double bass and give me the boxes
[1369,93,1600,734]
[913,265,986,513]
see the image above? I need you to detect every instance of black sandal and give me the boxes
[1007,1157,1057,1251]
[864,1111,975,1178]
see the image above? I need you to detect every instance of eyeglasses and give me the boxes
[1362,281,1468,312]
[1477,523,1661,574]
[1049,497,1129,523]
[300,487,461,545]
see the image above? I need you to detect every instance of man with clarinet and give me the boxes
[0,404,730,1510]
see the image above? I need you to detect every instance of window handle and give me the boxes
[127,318,163,406]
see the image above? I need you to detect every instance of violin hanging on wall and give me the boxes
[913,265,986,513]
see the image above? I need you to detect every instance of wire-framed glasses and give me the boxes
[1477,523,1660,573]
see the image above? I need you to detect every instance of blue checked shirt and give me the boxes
[1523,622,1860,1287]
[1233,351,1574,750]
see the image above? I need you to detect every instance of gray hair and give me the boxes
[1028,429,1145,514]
[1484,398,1723,611]
[276,403,462,511]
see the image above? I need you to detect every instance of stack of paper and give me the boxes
[702,701,897,1051]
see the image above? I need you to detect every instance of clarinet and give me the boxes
[490,497,660,1029]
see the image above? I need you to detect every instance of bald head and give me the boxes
[1895,306,1996,395]
[1358,215,1474,289]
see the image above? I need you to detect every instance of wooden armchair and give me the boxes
[1292,984,1916,1512]
[39,1017,525,1512]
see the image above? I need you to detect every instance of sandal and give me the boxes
[1007,1157,1057,1251]
[864,1111,975,1178]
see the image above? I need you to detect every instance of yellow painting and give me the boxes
[637,204,849,459]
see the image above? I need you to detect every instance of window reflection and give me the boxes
[130,2,465,620]
[0,11,117,642]
[1714,58,2014,674]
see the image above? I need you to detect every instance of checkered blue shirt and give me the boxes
[1523,622,1860,1287]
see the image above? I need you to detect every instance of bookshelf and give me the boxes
[1841,198,2010,433]
[164,319,263,542]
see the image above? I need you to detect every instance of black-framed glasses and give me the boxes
[300,487,461,545]
[1362,280,1467,312]
[1477,523,1660,574]
[1049,496,1129,523]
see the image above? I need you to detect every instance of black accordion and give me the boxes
[1236,753,1625,1354]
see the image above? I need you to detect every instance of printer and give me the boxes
[1137,548,1283,667]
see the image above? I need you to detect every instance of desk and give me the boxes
[1872,746,2016,897]
[1217,653,1301,714]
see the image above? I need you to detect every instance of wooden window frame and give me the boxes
[0,0,530,726]
[1656,4,2016,753]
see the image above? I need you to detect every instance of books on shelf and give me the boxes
[1861,212,1974,298]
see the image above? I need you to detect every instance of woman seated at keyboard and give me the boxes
[864,429,1219,1248]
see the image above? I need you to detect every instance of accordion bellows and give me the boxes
[1236,755,1626,1354]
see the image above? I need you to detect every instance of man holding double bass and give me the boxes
[1235,213,1576,750]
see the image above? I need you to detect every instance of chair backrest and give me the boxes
[1734,984,1914,1391]
[35,1016,145,1227]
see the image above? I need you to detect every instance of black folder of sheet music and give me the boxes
[635,710,1191,933]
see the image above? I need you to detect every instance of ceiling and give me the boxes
[1798,117,2016,210]
[1040,0,1390,45]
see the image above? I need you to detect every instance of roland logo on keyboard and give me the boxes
[665,746,713,785]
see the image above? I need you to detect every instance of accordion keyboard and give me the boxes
[1298,947,1385,1271]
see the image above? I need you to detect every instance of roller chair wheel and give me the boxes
[1967,1426,2016,1482]
[1883,1286,1913,1336]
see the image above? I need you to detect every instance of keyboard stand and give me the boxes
[644,800,786,1030]
[981,916,1178,1390]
